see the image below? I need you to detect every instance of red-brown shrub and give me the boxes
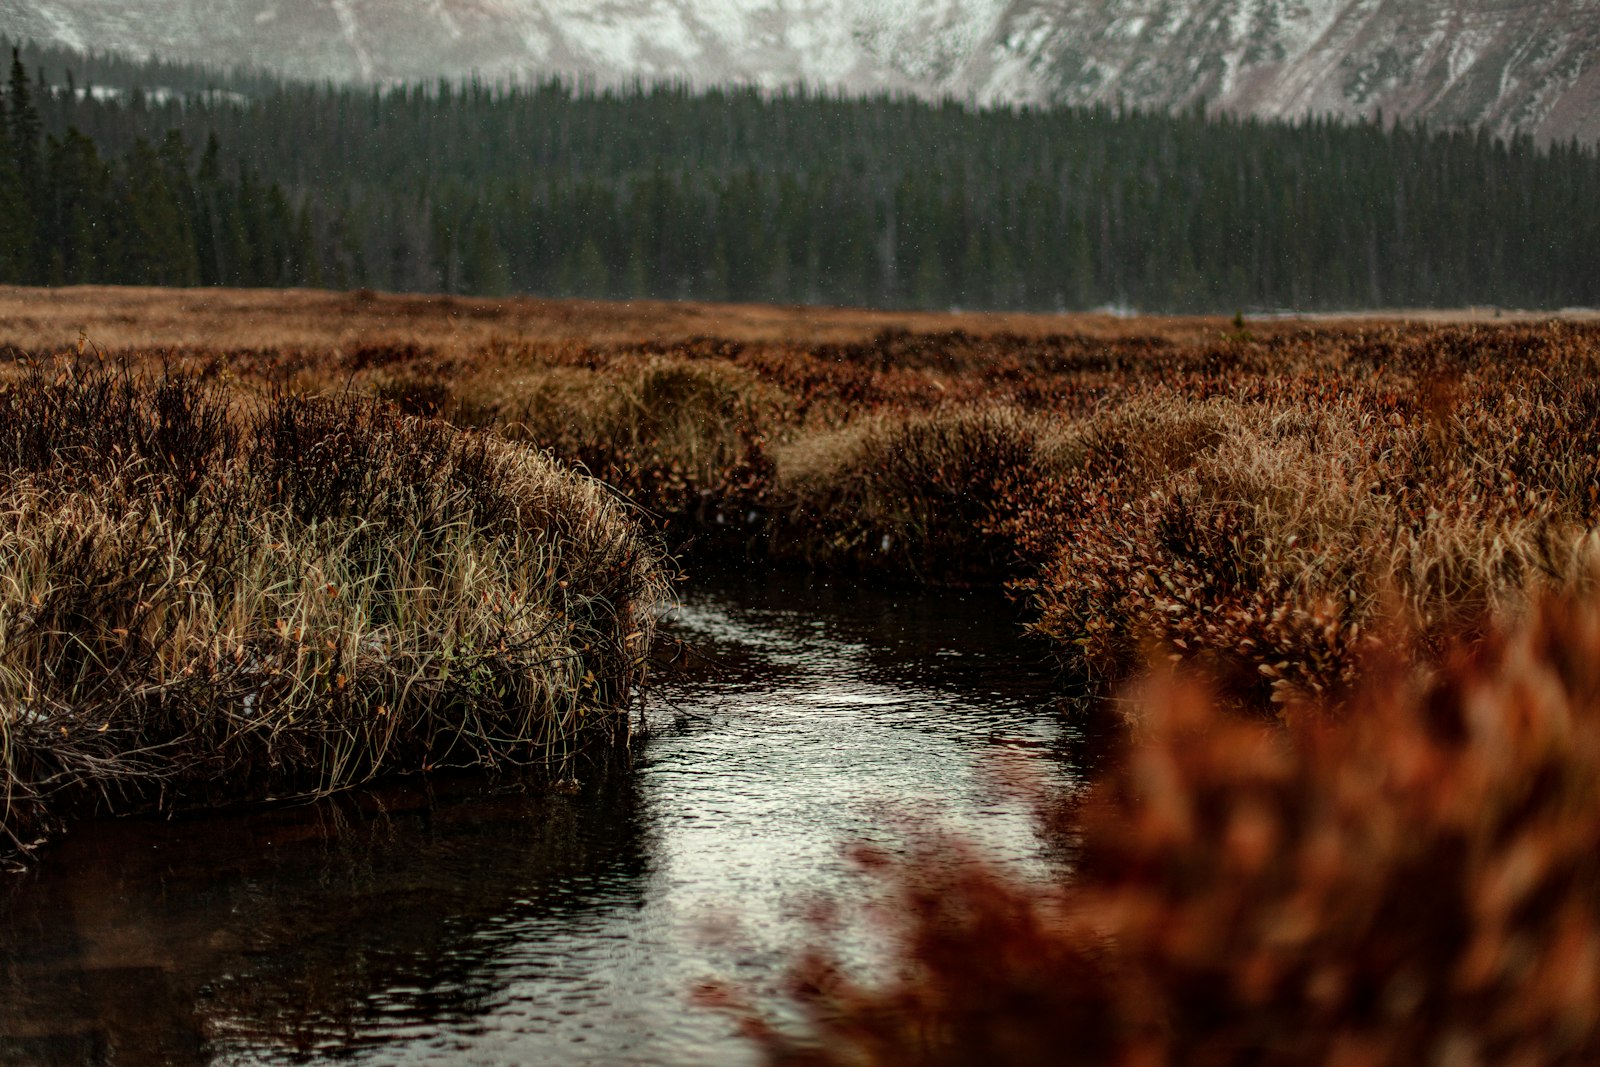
[729,596,1600,1065]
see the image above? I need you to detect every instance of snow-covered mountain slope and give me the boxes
[2,0,1596,143]
[0,1,1008,93]
[990,0,1600,145]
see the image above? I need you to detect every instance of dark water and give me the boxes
[0,573,1085,1066]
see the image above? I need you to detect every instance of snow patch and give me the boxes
[429,0,463,39]
[1447,27,1493,84]
[33,5,89,54]
[328,0,375,80]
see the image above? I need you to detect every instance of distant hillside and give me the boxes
[1,0,1597,143]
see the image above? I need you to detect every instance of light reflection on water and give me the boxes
[0,573,1084,1066]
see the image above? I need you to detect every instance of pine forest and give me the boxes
[3,38,1598,312]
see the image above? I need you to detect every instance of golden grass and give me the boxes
[0,362,665,864]
[0,285,1236,355]
[770,405,1050,581]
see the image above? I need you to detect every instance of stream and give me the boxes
[0,573,1088,1066]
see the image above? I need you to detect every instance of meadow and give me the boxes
[9,288,1596,699]
[5,286,1600,1060]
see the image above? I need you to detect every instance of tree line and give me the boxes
[0,51,316,289]
[6,39,1599,312]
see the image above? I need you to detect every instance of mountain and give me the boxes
[996,1,1600,146]
[2,0,1596,143]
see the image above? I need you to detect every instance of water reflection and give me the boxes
[1,778,652,1065]
[0,573,1083,1066]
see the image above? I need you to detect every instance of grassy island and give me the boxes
[0,359,665,865]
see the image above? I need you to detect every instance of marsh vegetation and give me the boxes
[0,358,663,863]
[29,291,1594,702]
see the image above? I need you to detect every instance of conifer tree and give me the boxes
[0,164,26,283]
[193,132,226,285]
[7,50,39,187]
[117,136,198,284]
[44,128,112,285]
[6,48,41,281]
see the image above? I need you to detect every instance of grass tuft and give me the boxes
[772,405,1048,583]
[0,362,665,864]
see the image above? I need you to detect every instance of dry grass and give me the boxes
[8,290,1600,706]
[458,357,783,548]
[0,285,1251,355]
[1015,344,1600,705]
[0,361,665,865]
[771,406,1051,582]
[717,594,1600,1066]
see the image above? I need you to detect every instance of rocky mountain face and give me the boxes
[993,0,1600,145]
[2,0,1595,142]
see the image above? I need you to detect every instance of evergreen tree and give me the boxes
[192,132,227,286]
[6,48,41,281]
[6,50,40,188]
[0,164,25,282]
[462,213,509,296]
[116,136,198,284]
[43,128,112,285]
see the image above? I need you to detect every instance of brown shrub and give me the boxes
[1020,364,1600,703]
[772,405,1048,583]
[729,595,1600,1066]
[469,357,781,550]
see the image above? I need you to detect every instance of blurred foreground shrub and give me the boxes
[726,595,1600,1065]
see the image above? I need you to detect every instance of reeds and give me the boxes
[0,363,665,864]
[725,595,1600,1065]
